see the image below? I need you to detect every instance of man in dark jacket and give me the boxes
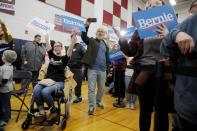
[160,11,197,131]
[81,20,109,115]
[68,35,86,103]
[20,34,46,92]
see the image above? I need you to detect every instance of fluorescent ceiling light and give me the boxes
[170,0,176,5]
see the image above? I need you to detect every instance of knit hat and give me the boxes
[3,50,17,63]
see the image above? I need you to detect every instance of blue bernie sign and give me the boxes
[126,26,136,39]
[60,15,86,32]
[109,49,125,62]
[132,4,178,39]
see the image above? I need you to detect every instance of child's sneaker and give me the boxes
[0,120,7,127]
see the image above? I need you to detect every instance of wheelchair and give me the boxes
[21,86,72,130]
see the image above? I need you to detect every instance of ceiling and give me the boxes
[141,0,193,6]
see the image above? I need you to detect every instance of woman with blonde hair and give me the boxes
[0,20,13,66]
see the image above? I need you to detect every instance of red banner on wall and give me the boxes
[0,0,15,15]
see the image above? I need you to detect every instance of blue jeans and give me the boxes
[124,76,137,104]
[88,69,106,107]
[33,82,64,109]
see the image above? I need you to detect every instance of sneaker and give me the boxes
[73,97,82,103]
[0,120,7,127]
[125,103,131,109]
[33,110,45,117]
[88,106,95,115]
[130,103,136,110]
[96,102,104,109]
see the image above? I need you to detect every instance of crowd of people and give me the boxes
[0,0,197,130]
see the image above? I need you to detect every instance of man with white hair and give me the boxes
[81,20,109,115]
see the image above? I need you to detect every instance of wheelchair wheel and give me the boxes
[61,117,67,130]
[21,115,32,130]
[22,120,31,130]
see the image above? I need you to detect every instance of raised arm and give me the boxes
[119,31,143,57]
[81,20,91,45]
[67,33,77,57]
[45,33,52,51]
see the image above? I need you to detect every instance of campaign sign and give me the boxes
[109,49,125,62]
[108,28,119,43]
[60,15,86,32]
[132,4,178,39]
[126,26,136,39]
[0,0,15,15]
[27,18,54,35]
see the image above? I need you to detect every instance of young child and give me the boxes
[0,50,17,127]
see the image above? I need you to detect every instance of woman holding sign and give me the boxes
[115,0,174,131]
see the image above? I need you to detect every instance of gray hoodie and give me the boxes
[160,13,197,124]
[21,41,46,71]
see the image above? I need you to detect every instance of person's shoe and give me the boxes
[88,106,95,115]
[33,110,45,117]
[96,102,104,109]
[125,103,131,109]
[0,120,7,127]
[130,103,136,110]
[73,97,82,103]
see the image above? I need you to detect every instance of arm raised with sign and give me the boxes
[81,20,91,45]
[45,33,52,51]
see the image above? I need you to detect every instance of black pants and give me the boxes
[70,68,83,97]
[114,67,125,98]
[21,71,39,89]
[136,78,169,131]
[173,113,197,131]
[0,92,11,122]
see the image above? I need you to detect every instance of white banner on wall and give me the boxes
[108,28,119,43]
[26,17,55,35]
[0,0,15,15]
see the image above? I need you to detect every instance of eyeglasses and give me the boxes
[54,45,62,47]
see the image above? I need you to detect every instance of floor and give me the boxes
[4,81,171,131]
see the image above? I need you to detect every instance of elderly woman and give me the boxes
[32,34,77,120]
[116,0,172,131]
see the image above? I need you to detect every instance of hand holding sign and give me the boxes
[155,24,169,37]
